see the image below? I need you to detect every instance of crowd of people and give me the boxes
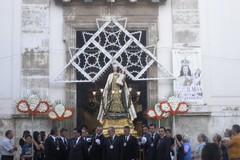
[0,124,240,160]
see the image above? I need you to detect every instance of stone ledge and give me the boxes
[12,114,48,119]
[181,112,212,116]
[0,115,14,120]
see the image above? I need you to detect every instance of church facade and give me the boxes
[1,0,240,150]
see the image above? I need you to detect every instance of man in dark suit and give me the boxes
[166,128,175,158]
[89,125,105,160]
[58,128,69,160]
[142,124,160,160]
[45,127,61,160]
[120,126,137,160]
[68,127,88,160]
[139,125,150,160]
[155,127,171,160]
[81,126,92,150]
[103,127,122,160]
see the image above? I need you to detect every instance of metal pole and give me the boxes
[173,115,177,160]
[158,119,161,128]
[31,114,34,160]
[60,120,63,129]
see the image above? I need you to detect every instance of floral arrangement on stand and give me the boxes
[146,96,189,160]
[15,94,51,160]
[15,94,74,129]
[16,94,50,115]
[146,96,189,132]
[16,95,74,120]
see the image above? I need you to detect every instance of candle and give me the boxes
[129,88,132,92]
[100,88,104,93]
[136,91,141,96]
[92,91,97,96]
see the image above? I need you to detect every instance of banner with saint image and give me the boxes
[172,48,204,105]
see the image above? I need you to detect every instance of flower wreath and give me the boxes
[48,102,74,121]
[16,94,50,114]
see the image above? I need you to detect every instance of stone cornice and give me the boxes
[54,0,167,6]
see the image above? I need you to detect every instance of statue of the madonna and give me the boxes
[97,63,137,123]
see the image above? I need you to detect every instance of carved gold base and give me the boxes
[102,118,138,137]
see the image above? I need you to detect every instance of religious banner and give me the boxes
[172,48,204,105]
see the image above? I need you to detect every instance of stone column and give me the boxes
[21,0,50,97]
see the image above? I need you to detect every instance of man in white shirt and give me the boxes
[0,130,17,160]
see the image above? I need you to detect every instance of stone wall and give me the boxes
[21,0,50,97]
[172,0,199,45]
[170,0,240,148]
[13,0,53,158]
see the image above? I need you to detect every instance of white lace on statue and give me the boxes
[97,62,137,123]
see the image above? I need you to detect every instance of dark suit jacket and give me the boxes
[68,137,88,160]
[155,136,171,160]
[120,135,138,160]
[142,133,160,160]
[103,136,122,160]
[89,134,105,160]
[45,136,61,160]
[58,137,69,160]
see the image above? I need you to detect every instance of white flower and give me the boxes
[55,104,65,117]
[37,103,48,113]
[179,103,188,112]
[63,110,73,118]
[19,102,28,112]
[49,111,57,119]
[168,96,180,111]
[161,103,171,112]
[28,95,40,111]
[147,109,156,117]
[154,103,162,116]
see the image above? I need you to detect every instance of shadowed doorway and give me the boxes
[76,30,148,134]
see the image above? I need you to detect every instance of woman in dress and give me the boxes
[191,133,207,160]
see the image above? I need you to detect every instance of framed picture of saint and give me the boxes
[172,48,204,105]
